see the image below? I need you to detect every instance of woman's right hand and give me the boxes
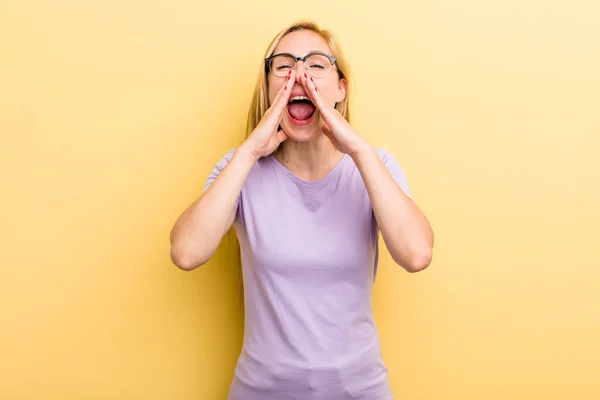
[240,69,295,161]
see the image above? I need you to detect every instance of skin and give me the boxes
[169,30,434,273]
[269,30,350,181]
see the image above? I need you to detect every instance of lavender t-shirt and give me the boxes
[204,148,412,400]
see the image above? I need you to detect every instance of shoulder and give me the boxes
[212,148,273,169]
[373,148,405,174]
[373,147,412,199]
[203,149,237,192]
[206,147,275,180]
[374,147,398,163]
[214,148,237,167]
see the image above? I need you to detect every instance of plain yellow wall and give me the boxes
[1,0,599,398]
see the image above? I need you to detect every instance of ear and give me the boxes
[336,77,348,103]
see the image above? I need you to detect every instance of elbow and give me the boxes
[394,248,432,273]
[170,245,208,272]
[405,257,431,273]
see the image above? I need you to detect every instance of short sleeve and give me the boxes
[203,149,240,210]
[376,148,412,199]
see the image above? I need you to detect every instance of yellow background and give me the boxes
[1,0,599,398]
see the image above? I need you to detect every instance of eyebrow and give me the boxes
[273,49,330,57]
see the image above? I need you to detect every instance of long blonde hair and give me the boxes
[233,21,352,310]
[246,20,352,137]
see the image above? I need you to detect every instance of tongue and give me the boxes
[288,102,316,121]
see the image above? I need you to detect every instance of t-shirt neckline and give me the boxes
[268,152,348,187]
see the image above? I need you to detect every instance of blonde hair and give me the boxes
[245,20,352,137]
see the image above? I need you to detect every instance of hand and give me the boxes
[299,73,369,158]
[240,70,295,161]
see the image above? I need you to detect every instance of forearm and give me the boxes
[170,147,257,270]
[352,145,433,272]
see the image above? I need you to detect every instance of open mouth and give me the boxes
[287,95,316,125]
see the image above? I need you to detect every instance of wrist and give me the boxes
[349,139,374,162]
[234,144,260,166]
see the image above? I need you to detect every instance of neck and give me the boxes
[274,133,344,181]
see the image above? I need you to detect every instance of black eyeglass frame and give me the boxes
[264,51,339,78]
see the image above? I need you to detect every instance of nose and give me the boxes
[293,61,306,81]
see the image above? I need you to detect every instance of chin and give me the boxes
[282,111,323,142]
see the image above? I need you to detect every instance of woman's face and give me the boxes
[267,30,347,142]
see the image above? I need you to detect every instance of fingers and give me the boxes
[300,72,339,128]
[300,72,325,110]
[264,127,288,155]
[269,69,295,119]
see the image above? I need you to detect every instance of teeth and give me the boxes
[290,95,309,102]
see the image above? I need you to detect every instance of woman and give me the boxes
[170,20,434,400]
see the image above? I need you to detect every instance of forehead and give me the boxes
[273,30,331,56]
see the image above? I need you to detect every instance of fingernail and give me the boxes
[304,73,307,78]
[284,85,287,90]
[310,77,314,82]
[288,70,291,75]
[287,76,290,80]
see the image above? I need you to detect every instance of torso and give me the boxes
[226,152,393,400]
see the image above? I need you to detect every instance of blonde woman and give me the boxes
[170,20,434,400]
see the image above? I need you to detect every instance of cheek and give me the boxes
[315,81,339,105]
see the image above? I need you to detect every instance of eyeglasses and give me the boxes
[265,51,337,79]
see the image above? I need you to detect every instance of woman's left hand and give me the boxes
[300,73,369,158]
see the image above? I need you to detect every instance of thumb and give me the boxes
[275,127,288,145]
